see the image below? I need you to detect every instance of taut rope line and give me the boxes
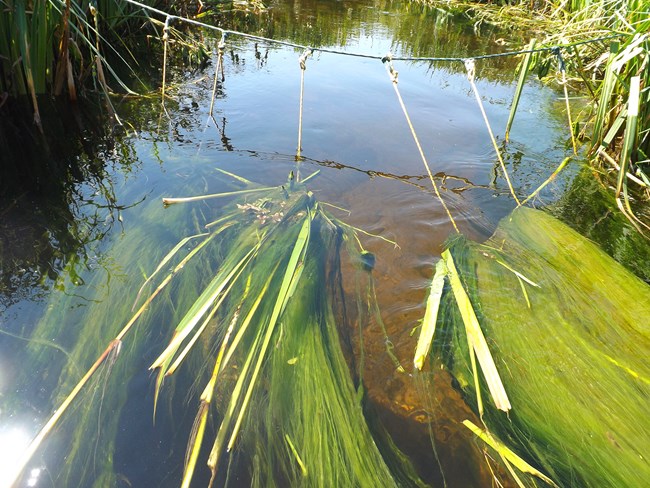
[296,49,312,163]
[161,15,170,102]
[124,0,623,63]
[553,47,578,155]
[209,32,227,118]
[382,54,460,233]
[464,59,521,206]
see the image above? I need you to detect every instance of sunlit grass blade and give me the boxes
[505,38,536,142]
[214,167,255,186]
[591,43,619,147]
[181,283,250,488]
[150,244,259,372]
[443,249,511,412]
[206,214,312,479]
[219,270,278,372]
[226,214,312,452]
[617,75,640,197]
[463,420,558,486]
[520,156,572,206]
[132,232,210,310]
[165,257,251,377]
[285,434,308,477]
[414,258,447,370]
[207,317,264,479]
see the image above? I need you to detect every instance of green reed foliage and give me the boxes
[10,189,212,487]
[149,176,424,487]
[421,206,650,487]
[428,0,649,225]
[0,0,165,125]
[12,171,424,487]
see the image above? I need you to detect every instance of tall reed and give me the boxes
[0,0,166,126]
[427,0,649,227]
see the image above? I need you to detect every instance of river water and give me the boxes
[1,0,585,486]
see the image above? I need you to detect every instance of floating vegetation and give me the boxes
[416,206,650,487]
[12,170,425,487]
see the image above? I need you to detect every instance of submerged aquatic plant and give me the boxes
[11,169,425,487]
[416,206,650,487]
[149,171,424,487]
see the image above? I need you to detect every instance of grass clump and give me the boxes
[422,0,650,229]
[11,170,425,487]
[416,206,650,487]
[0,0,207,128]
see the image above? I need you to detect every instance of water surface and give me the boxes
[0,1,578,486]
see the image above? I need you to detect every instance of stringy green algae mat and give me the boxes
[433,206,650,487]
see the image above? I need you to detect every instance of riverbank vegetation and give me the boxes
[424,0,649,229]
[0,0,207,130]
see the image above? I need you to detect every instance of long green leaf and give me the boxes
[443,250,511,412]
[207,213,312,474]
[132,232,211,310]
[150,244,259,371]
[592,43,619,146]
[463,420,558,486]
[505,38,536,142]
[226,213,312,452]
[617,76,640,197]
[414,259,447,370]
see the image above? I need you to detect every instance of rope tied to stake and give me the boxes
[464,58,476,83]
[162,15,170,41]
[299,48,313,71]
[463,58,521,205]
[218,31,227,54]
[552,47,566,72]
[161,15,171,102]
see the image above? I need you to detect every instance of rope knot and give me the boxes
[299,49,313,70]
[218,32,227,53]
[464,58,476,83]
[162,16,171,42]
[382,53,398,83]
[552,46,566,73]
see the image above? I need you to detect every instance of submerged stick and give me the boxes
[163,186,276,205]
